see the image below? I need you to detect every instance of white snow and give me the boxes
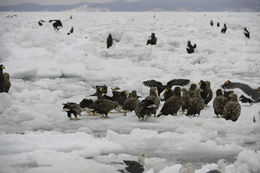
[0,12,260,173]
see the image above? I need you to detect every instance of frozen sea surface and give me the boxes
[0,12,260,173]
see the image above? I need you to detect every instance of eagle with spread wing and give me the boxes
[143,79,190,96]
[222,80,260,102]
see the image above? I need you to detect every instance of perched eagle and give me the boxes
[221,24,227,33]
[160,88,174,101]
[0,64,11,93]
[88,99,119,118]
[91,85,108,99]
[62,102,82,120]
[198,80,213,106]
[213,89,228,117]
[188,83,197,97]
[244,27,250,39]
[122,90,140,116]
[181,88,190,113]
[186,89,204,116]
[135,88,160,120]
[143,79,190,96]
[157,87,183,116]
[107,34,113,49]
[67,27,74,35]
[223,94,241,122]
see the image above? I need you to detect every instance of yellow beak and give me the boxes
[1,65,5,69]
[224,80,229,84]
[125,91,129,96]
[198,82,202,86]
[165,89,168,93]
[99,87,103,92]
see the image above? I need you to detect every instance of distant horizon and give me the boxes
[0,0,259,12]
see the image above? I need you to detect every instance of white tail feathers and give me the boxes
[147,104,156,108]
[62,108,70,112]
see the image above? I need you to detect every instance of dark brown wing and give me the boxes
[143,80,163,88]
[143,80,164,95]
[222,82,260,101]
[166,79,190,88]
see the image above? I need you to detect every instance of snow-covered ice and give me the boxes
[0,12,260,173]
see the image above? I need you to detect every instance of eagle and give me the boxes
[67,27,74,35]
[221,24,227,33]
[181,88,190,113]
[188,83,197,97]
[38,20,45,26]
[186,89,205,116]
[118,154,145,173]
[78,98,97,116]
[49,19,63,30]
[213,89,228,117]
[157,87,183,116]
[62,102,82,120]
[244,27,250,39]
[160,88,174,101]
[135,88,160,120]
[101,88,129,113]
[222,80,260,102]
[88,98,119,118]
[90,85,108,99]
[223,93,241,122]
[122,90,140,116]
[0,64,11,93]
[198,80,213,106]
[143,79,190,96]
[107,34,113,49]
[79,99,94,109]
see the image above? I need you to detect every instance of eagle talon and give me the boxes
[117,108,124,113]
[139,117,145,121]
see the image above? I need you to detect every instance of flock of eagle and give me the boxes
[4,60,257,122]
[1,65,258,173]
[59,19,255,121]
[61,78,260,121]
[0,15,257,123]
